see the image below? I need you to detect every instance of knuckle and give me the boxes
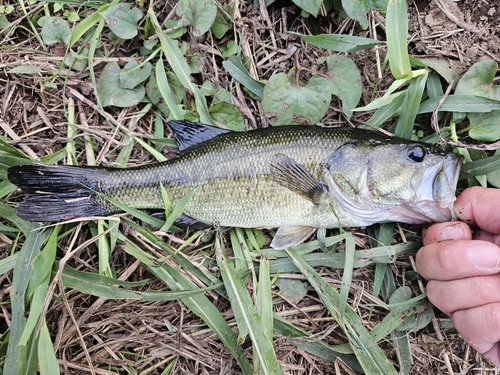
[487,304,500,332]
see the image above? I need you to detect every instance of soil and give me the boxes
[1,0,500,374]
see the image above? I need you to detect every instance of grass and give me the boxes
[1,0,500,374]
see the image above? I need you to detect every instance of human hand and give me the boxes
[416,187,500,366]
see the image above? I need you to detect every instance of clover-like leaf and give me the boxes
[98,62,146,107]
[320,55,362,119]
[341,0,388,29]
[292,0,322,17]
[456,60,500,141]
[455,60,500,101]
[41,17,71,45]
[467,111,500,142]
[176,0,217,37]
[209,101,245,131]
[119,60,152,89]
[100,3,143,40]
[275,278,308,305]
[262,72,330,125]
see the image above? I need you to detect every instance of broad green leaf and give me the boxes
[176,0,217,37]
[319,55,362,118]
[262,72,330,125]
[211,5,231,39]
[119,60,152,89]
[386,0,411,79]
[275,277,308,304]
[209,101,245,130]
[98,62,146,107]
[292,0,322,16]
[468,111,500,141]
[341,0,389,29]
[455,60,500,101]
[100,3,143,40]
[7,65,42,74]
[41,17,71,45]
[290,32,382,52]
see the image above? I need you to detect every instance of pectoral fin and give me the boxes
[271,226,317,250]
[270,153,328,205]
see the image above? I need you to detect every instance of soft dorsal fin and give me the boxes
[270,153,328,205]
[168,120,231,151]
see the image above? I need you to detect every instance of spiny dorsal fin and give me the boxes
[270,153,328,205]
[168,120,231,152]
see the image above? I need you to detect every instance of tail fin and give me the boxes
[7,164,111,222]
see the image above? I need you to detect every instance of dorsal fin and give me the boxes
[168,120,231,152]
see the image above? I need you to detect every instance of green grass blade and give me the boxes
[0,253,18,276]
[339,235,355,321]
[155,57,182,120]
[257,257,273,339]
[418,95,500,114]
[386,0,411,79]
[148,10,214,125]
[222,56,264,99]
[371,223,394,299]
[394,72,428,139]
[255,257,273,372]
[123,238,254,374]
[285,247,398,375]
[216,237,284,375]
[290,32,383,52]
[269,242,420,273]
[61,264,221,300]
[4,224,50,375]
[38,321,60,375]
[69,6,106,46]
[459,154,500,179]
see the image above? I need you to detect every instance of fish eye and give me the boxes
[406,144,426,162]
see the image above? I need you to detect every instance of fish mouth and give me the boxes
[427,152,463,221]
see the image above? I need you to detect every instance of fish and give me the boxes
[7,120,463,249]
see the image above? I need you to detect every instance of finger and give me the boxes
[453,303,500,365]
[422,222,472,245]
[455,187,500,234]
[416,240,500,281]
[426,274,500,316]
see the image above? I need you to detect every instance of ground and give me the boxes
[1,0,500,374]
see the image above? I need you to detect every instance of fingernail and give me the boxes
[468,243,500,269]
[441,224,465,240]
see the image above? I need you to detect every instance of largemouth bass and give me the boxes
[7,120,462,249]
